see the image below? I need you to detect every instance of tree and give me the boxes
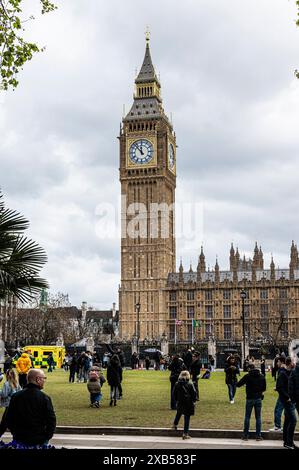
[0,191,48,303]
[0,0,56,90]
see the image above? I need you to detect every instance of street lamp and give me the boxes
[240,289,247,368]
[135,302,141,353]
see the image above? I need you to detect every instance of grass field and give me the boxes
[1,369,298,431]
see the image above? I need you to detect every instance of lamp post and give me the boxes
[135,302,141,353]
[240,289,247,369]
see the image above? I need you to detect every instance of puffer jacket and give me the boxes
[16,353,31,374]
[0,381,22,408]
[87,379,102,394]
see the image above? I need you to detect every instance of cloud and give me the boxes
[1,0,299,307]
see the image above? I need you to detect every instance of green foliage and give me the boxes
[0,0,56,90]
[0,191,48,302]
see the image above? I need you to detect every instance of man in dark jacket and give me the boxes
[236,364,266,440]
[276,356,298,449]
[184,349,193,372]
[4,369,56,446]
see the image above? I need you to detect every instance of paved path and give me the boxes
[2,432,285,449]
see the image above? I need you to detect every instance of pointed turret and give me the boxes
[215,257,220,283]
[198,246,206,273]
[270,256,275,281]
[230,243,235,271]
[253,242,259,269]
[179,258,184,283]
[135,34,160,87]
[123,34,169,124]
[259,246,264,269]
[235,247,240,270]
[189,262,193,273]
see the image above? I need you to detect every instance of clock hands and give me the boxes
[138,145,144,156]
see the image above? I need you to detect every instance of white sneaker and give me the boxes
[230,400,234,404]
[269,427,282,432]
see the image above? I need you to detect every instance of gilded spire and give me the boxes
[135,34,160,85]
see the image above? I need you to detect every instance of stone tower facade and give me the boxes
[119,36,176,341]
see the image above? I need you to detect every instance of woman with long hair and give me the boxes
[0,369,21,437]
[107,354,123,406]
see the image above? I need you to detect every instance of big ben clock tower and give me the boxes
[119,34,176,341]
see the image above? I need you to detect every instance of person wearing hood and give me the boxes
[16,352,32,389]
[276,356,298,450]
[236,364,266,441]
[171,370,197,440]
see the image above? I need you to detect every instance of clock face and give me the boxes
[168,143,175,169]
[129,139,154,165]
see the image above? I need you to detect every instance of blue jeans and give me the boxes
[90,392,102,404]
[174,412,191,434]
[283,402,297,446]
[274,397,284,428]
[227,383,236,401]
[244,398,262,437]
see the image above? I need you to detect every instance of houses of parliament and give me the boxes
[118,35,299,348]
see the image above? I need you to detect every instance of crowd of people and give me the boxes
[0,345,299,449]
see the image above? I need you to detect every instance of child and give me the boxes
[87,369,106,408]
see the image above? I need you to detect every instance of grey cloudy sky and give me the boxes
[1,0,299,308]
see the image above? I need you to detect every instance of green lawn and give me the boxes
[1,369,298,430]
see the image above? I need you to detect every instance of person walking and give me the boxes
[260,356,266,376]
[47,353,55,373]
[83,352,92,383]
[0,369,22,438]
[225,356,240,404]
[145,356,151,370]
[236,364,266,441]
[3,369,56,446]
[269,356,286,432]
[276,356,298,450]
[171,370,197,440]
[107,354,123,406]
[190,352,201,400]
[15,352,32,388]
[69,353,78,383]
[131,352,139,370]
[209,355,215,372]
[168,355,186,410]
[184,349,193,372]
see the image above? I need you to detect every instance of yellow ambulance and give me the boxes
[14,346,65,369]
